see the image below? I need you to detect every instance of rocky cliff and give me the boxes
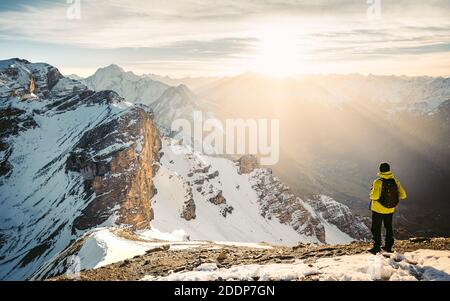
[249,168,371,244]
[67,106,161,231]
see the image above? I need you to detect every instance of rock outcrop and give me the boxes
[67,107,161,231]
[304,195,371,241]
[250,169,326,242]
[207,191,234,217]
[46,67,62,90]
[180,188,196,221]
[28,76,35,94]
[249,169,370,243]
[237,155,259,174]
[208,191,226,205]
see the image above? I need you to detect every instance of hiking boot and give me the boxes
[368,247,381,255]
[381,246,393,253]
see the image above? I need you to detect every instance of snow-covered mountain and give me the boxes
[151,84,215,129]
[66,74,84,81]
[83,64,169,105]
[83,65,213,131]
[194,73,450,116]
[0,59,160,280]
[35,136,372,277]
[0,59,371,280]
[150,137,370,246]
[145,73,221,91]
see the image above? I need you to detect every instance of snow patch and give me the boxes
[143,249,450,281]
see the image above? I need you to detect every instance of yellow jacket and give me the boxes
[370,171,407,214]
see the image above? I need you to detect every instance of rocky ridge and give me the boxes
[67,106,161,231]
[249,168,371,243]
[50,237,450,281]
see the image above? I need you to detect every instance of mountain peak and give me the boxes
[175,83,190,93]
[0,58,30,68]
[98,64,125,74]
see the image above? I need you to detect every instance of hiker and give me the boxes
[368,162,407,254]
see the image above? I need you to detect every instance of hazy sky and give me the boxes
[0,0,449,77]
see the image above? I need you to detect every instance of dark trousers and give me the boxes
[371,211,394,249]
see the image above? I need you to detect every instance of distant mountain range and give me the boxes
[189,72,450,238]
[78,65,450,238]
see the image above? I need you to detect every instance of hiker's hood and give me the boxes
[378,171,395,179]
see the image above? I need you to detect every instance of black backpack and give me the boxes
[378,178,399,208]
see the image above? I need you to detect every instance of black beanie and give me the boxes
[379,162,390,173]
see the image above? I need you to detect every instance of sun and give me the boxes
[249,25,306,77]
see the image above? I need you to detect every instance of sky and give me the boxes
[0,0,449,77]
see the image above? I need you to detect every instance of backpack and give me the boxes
[378,178,399,208]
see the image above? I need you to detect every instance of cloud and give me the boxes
[376,43,450,55]
[0,0,448,48]
[0,0,449,76]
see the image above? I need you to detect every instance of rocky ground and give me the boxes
[50,237,450,281]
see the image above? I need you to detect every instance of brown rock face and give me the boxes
[208,191,226,205]
[28,76,35,94]
[237,155,259,174]
[46,67,62,90]
[67,107,161,231]
[207,191,234,217]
